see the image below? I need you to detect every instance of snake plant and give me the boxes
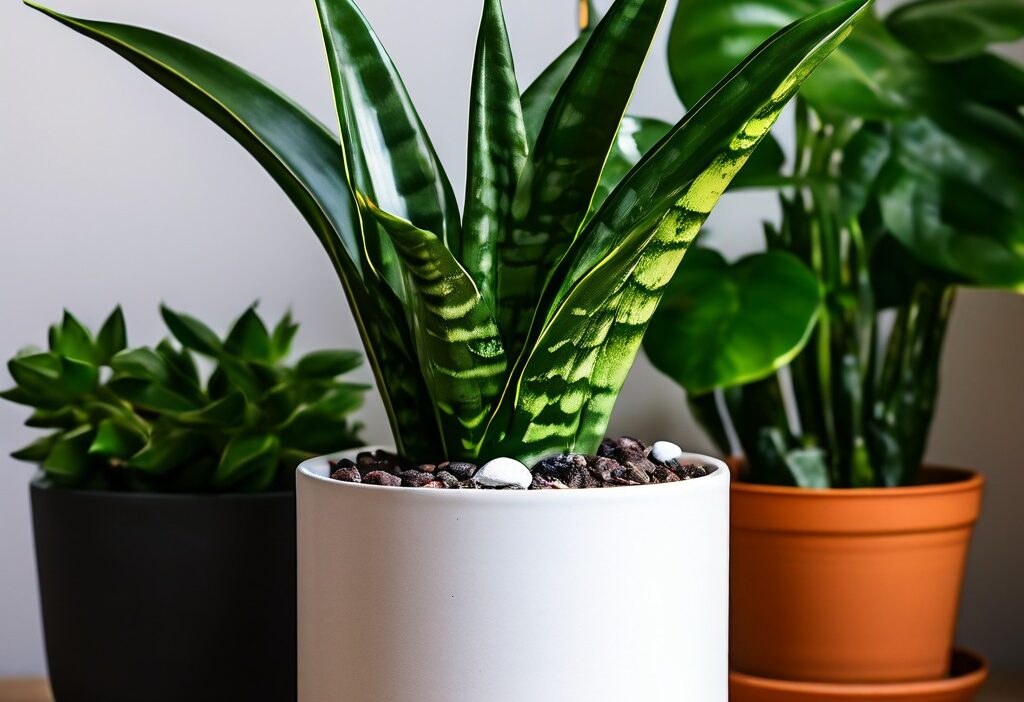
[2,306,366,491]
[646,0,1024,487]
[26,0,869,465]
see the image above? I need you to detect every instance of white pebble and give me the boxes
[472,457,532,489]
[650,441,684,464]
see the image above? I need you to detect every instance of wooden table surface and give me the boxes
[2,675,1022,701]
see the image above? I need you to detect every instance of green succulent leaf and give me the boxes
[9,353,99,406]
[89,418,147,459]
[212,433,280,489]
[484,0,870,463]
[96,306,127,363]
[160,305,222,356]
[43,426,95,481]
[175,391,248,428]
[498,0,668,352]
[462,0,528,310]
[668,0,928,119]
[366,200,507,457]
[295,349,363,379]
[129,425,206,475]
[314,0,460,255]
[886,0,1024,63]
[11,433,61,463]
[280,387,365,454]
[224,305,273,362]
[110,347,168,383]
[107,377,201,413]
[644,248,822,395]
[271,311,299,361]
[57,310,97,364]
[25,407,80,429]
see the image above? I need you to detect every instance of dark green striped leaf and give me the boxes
[462,0,527,310]
[366,200,507,458]
[497,0,667,352]
[519,30,592,149]
[314,0,460,253]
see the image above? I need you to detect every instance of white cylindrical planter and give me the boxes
[297,448,730,702]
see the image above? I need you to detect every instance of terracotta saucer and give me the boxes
[730,649,988,702]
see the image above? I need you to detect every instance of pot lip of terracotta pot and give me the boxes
[729,462,984,499]
[297,445,730,500]
[729,648,988,697]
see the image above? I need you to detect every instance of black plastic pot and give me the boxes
[31,478,296,702]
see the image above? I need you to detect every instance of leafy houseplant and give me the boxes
[22,0,869,699]
[4,305,365,702]
[638,0,1019,689]
[4,305,367,491]
[647,0,1024,489]
[27,0,867,470]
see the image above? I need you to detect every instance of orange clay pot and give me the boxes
[730,466,984,684]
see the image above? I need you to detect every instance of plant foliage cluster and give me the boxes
[3,306,366,491]
[26,0,870,465]
[643,0,1024,487]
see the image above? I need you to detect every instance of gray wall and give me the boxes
[1,0,1021,676]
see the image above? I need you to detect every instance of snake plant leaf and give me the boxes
[520,30,592,149]
[498,0,668,352]
[482,0,869,463]
[668,0,927,119]
[877,114,1024,291]
[365,200,508,458]
[26,2,442,460]
[462,0,528,310]
[590,116,673,219]
[314,0,461,254]
[643,248,822,396]
[886,0,1024,63]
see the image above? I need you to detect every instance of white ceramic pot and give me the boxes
[296,447,730,702]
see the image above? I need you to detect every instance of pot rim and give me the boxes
[29,474,294,501]
[297,445,729,501]
[729,648,988,696]
[730,465,984,499]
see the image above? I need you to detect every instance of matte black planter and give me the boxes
[31,479,296,702]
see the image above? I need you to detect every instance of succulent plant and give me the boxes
[2,306,367,491]
[26,0,869,465]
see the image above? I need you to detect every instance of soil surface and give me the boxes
[327,437,710,489]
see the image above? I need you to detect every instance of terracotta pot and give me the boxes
[730,465,983,683]
[729,649,988,702]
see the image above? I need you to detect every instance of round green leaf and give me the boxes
[643,248,822,395]
[886,0,1024,63]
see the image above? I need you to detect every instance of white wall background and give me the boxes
[1,0,1021,676]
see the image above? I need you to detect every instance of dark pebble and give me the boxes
[362,470,402,487]
[417,463,437,474]
[435,471,461,488]
[534,453,587,480]
[439,462,477,480]
[675,463,709,480]
[330,465,361,483]
[399,470,435,487]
